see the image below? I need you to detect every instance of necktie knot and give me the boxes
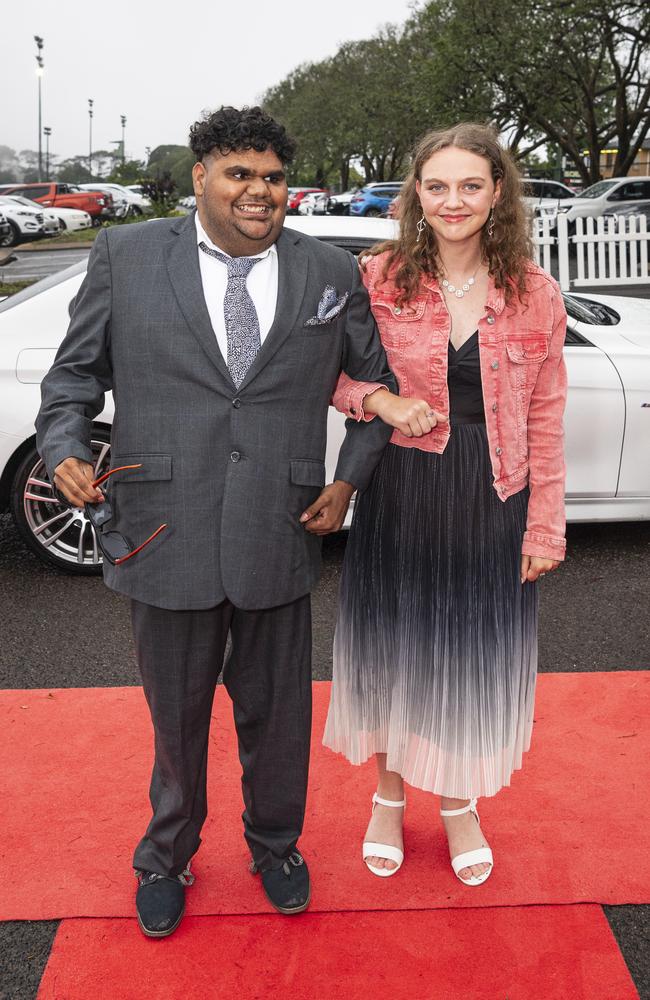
[199,241,260,279]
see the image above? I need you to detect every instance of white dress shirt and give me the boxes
[195,214,278,361]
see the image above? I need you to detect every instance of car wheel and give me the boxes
[10,432,112,575]
[58,218,67,231]
[364,207,382,217]
[0,221,20,248]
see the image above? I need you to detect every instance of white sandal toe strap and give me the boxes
[450,847,493,876]
[363,842,404,866]
[372,793,406,809]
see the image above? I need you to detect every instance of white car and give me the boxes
[80,182,151,215]
[0,197,50,246]
[556,176,650,228]
[77,184,130,219]
[522,178,575,225]
[0,215,648,574]
[298,192,330,216]
[1,195,91,235]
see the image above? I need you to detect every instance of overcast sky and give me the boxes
[3,1,416,164]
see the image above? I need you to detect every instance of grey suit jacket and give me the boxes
[36,212,396,610]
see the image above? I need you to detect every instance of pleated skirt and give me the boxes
[323,425,538,799]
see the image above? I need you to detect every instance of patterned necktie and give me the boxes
[198,241,262,387]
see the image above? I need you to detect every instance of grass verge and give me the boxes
[0,278,38,296]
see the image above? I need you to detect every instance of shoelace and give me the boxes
[250,852,304,877]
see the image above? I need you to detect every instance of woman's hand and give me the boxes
[520,555,560,584]
[365,389,447,438]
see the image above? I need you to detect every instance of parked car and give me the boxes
[327,191,356,216]
[523,178,575,226]
[1,195,91,234]
[602,202,650,226]
[79,183,150,216]
[0,214,648,574]
[0,197,48,246]
[0,182,114,224]
[286,188,325,215]
[349,183,403,217]
[298,192,330,216]
[555,176,650,229]
[0,211,11,245]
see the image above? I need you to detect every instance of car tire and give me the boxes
[58,218,67,231]
[0,221,20,248]
[364,207,382,217]
[10,432,112,575]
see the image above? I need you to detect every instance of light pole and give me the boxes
[120,115,127,164]
[87,99,94,177]
[43,126,52,177]
[34,36,44,180]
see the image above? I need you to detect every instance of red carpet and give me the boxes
[37,906,639,1000]
[1,672,647,919]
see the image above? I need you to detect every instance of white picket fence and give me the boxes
[532,212,650,290]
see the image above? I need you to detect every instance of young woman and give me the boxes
[324,123,567,885]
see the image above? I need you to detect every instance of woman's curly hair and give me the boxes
[366,122,533,308]
[189,106,296,166]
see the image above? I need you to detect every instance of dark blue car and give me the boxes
[349,182,403,217]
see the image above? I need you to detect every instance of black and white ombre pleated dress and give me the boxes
[323,332,538,799]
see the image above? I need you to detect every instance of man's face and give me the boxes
[192,148,288,256]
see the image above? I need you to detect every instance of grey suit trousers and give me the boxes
[131,595,312,876]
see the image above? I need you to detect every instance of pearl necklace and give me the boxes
[441,263,482,299]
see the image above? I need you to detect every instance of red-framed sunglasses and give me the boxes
[85,464,167,566]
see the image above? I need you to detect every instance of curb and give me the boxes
[16,241,94,252]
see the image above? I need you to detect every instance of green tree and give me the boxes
[407,0,650,183]
[148,145,194,196]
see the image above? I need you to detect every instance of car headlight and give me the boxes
[556,206,571,214]
[17,210,34,217]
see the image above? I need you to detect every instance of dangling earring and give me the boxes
[487,209,495,239]
[416,214,427,241]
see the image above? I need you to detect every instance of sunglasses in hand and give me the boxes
[84,464,167,566]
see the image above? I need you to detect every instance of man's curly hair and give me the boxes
[189,106,296,165]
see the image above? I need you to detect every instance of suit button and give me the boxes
[492,402,498,412]
[350,407,356,415]
[491,360,499,370]
[486,314,496,325]
[230,451,241,463]
[495,446,503,456]
[232,398,241,408]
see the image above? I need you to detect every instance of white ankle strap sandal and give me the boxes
[362,792,406,878]
[440,798,493,886]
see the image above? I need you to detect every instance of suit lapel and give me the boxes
[164,213,234,386]
[237,227,309,391]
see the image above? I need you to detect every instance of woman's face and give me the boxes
[416,146,500,246]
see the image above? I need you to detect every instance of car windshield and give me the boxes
[578,180,619,199]
[3,195,41,209]
[562,293,620,326]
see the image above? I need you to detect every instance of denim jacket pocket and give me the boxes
[371,297,426,348]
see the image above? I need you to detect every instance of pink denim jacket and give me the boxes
[333,252,568,562]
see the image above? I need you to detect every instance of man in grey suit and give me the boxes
[36,106,395,937]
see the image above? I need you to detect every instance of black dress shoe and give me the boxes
[135,866,194,938]
[256,852,311,915]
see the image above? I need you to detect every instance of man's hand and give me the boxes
[54,457,104,508]
[520,554,560,584]
[365,389,447,438]
[300,480,355,535]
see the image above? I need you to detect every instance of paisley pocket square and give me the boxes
[304,285,349,326]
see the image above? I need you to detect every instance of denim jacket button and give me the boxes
[491,360,499,370]
[492,402,498,412]
[495,446,503,456]
[394,307,402,315]
[486,314,496,325]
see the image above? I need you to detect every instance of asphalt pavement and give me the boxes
[3,248,89,282]
[0,512,648,998]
